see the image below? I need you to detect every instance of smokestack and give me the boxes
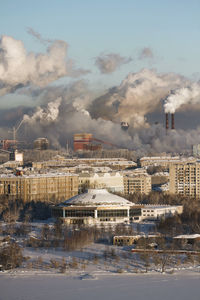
[171,113,175,130]
[165,113,169,131]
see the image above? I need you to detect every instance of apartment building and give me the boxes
[79,172,124,193]
[140,156,180,167]
[124,172,151,195]
[0,173,78,202]
[169,162,200,197]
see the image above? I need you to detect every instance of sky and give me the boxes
[1,0,200,153]
[1,0,200,89]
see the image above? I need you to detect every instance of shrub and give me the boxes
[0,242,23,270]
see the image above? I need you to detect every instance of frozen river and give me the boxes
[0,272,200,300]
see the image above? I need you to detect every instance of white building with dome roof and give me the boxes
[52,189,142,225]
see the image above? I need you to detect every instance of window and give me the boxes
[65,210,95,217]
[97,210,127,218]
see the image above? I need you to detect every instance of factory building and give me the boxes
[79,172,124,193]
[33,138,49,150]
[169,162,200,198]
[0,173,78,202]
[73,133,93,152]
[123,172,152,195]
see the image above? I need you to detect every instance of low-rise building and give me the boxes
[52,189,183,224]
[141,205,183,221]
[113,235,140,246]
[52,189,142,225]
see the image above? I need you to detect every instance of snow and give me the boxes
[0,271,200,300]
[1,220,200,300]
[174,234,200,239]
[59,189,134,207]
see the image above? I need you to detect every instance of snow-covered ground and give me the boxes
[1,221,200,299]
[0,270,200,300]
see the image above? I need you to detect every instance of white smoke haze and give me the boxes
[23,97,62,125]
[0,35,90,96]
[1,35,200,156]
[95,53,132,74]
[138,47,154,60]
[15,70,200,155]
[164,82,200,113]
[90,68,188,128]
[12,68,200,155]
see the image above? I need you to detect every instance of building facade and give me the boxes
[52,189,182,225]
[123,173,151,195]
[79,172,124,193]
[52,189,142,225]
[141,205,183,221]
[0,173,78,202]
[169,162,200,198]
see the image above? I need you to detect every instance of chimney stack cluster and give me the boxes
[165,113,175,131]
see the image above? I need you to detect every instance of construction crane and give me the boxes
[5,118,26,150]
[13,118,25,142]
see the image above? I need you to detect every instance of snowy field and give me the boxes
[1,221,200,299]
[0,271,200,300]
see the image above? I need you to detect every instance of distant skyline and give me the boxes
[1,0,200,90]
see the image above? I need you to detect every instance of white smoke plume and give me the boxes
[0,35,90,96]
[95,53,132,74]
[2,67,200,155]
[23,97,62,125]
[90,69,187,128]
[164,82,200,113]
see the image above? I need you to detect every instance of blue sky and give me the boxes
[1,0,200,89]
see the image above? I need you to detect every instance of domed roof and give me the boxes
[59,189,134,207]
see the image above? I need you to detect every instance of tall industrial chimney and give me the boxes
[171,113,175,130]
[165,113,169,131]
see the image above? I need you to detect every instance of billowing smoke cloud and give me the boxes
[2,63,200,155]
[17,83,132,149]
[138,47,154,60]
[23,97,62,125]
[90,68,187,128]
[164,83,200,113]
[0,35,90,96]
[95,53,132,74]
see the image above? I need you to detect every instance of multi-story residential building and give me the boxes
[0,173,78,202]
[123,172,152,195]
[79,172,124,193]
[193,144,200,157]
[32,158,137,170]
[169,162,200,197]
[140,156,180,167]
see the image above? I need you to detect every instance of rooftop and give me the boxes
[58,189,134,207]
